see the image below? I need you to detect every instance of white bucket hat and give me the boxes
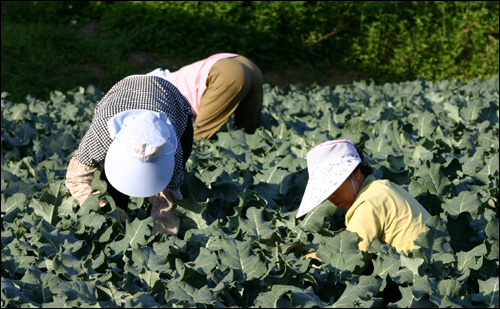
[104,109,177,197]
[296,140,361,218]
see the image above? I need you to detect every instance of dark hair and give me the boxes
[352,145,373,176]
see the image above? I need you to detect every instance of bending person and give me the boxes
[65,75,193,237]
[148,53,263,140]
[297,140,432,273]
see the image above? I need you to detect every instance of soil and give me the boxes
[80,19,100,39]
[260,67,367,89]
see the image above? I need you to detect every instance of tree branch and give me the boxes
[301,9,356,47]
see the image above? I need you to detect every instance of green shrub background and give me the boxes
[1,1,498,102]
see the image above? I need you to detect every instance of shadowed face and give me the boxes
[326,169,365,212]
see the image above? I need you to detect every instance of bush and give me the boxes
[1,1,498,101]
[95,1,499,81]
[349,1,499,83]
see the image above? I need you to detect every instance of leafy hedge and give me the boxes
[95,1,499,82]
[1,1,498,102]
[1,75,498,307]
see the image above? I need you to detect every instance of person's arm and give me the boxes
[65,157,100,205]
[149,114,192,237]
[65,157,128,223]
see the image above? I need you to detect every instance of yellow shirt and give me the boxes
[345,175,431,254]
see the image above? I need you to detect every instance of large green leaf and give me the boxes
[442,191,481,218]
[484,217,499,260]
[263,253,311,286]
[332,276,383,308]
[3,156,37,180]
[390,286,433,308]
[238,207,275,240]
[170,257,207,289]
[20,265,55,305]
[1,278,40,307]
[413,161,452,196]
[96,281,134,308]
[48,276,98,304]
[52,253,90,280]
[32,226,82,257]
[196,165,225,187]
[108,217,153,255]
[410,276,466,307]
[192,247,218,276]
[400,255,425,277]
[138,268,163,294]
[130,244,169,273]
[409,111,437,137]
[75,211,106,235]
[473,154,499,188]
[444,101,462,124]
[4,103,31,121]
[413,216,455,265]
[295,200,337,234]
[209,236,267,283]
[365,134,394,159]
[253,164,295,197]
[176,195,210,231]
[30,198,58,226]
[13,123,36,146]
[316,231,365,281]
[455,243,487,281]
[472,277,499,308]
[255,285,326,308]
[1,193,27,223]
[29,182,73,226]
[165,281,217,307]
[371,254,402,290]
[182,172,213,202]
[461,98,486,124]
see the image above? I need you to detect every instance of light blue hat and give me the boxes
[104,109,177,197]
[296,140,361,218]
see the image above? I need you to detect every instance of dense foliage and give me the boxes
[1,1,498,102]
[1,75,499,307]
[97,1,499,81]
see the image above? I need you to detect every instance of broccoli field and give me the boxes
[1,76,499,308]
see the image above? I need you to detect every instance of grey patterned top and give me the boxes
[74,75,192,188]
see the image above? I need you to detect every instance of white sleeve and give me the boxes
[145,68,171,78]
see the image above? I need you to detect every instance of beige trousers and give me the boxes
[193,56,263,140]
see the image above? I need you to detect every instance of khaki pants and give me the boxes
[193,56,263,140]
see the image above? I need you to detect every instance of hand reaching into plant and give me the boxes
[148,187,182,237]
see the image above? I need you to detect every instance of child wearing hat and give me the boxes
[297,140,432,273]
[65,74,193,237]
[148,53,263,140]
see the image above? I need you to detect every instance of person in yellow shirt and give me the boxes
[296,140,431,273]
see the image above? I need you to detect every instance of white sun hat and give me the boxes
[296,140,361,218]
[104,109,177,197]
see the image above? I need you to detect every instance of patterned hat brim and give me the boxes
[296,155,361,218]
